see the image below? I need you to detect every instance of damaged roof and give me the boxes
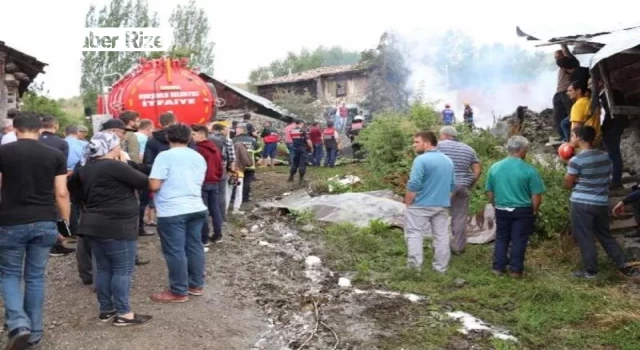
[253,65,365,87]
[0,41,48,95]
[515,26,640,67]
[199,73,298,121]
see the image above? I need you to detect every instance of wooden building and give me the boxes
[253,65,369,106]
[0,41,47,119]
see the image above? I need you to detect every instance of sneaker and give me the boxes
[6,327,30,350]
[573,270,597,279]
[49,245,75,257]
[150,291,189,303]
[204,246,210,253]
[212,236,224,244]
[203,242,211,248]
[188,287,204,296]
[491,269,505,276]
[232,210,245,215]
[509,271,523,279]
[135,256,150,266]
[99,311,117,322]
[139,229,156,237]
[26,338,42,349]
[113,314,153,327]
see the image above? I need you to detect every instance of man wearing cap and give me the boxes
[101,118,138,162]
[77,125,89,141]
[437,126,481,255]
[115,111,141,163]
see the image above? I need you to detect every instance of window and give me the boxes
[336,80,347,97]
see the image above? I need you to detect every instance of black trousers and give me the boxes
[571,202,626,274]
[553,91,573,140]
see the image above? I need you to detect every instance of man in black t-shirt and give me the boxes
[0,111,70,348]
[39,116,75,257]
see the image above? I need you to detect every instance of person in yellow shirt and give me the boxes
[563,80,601,144]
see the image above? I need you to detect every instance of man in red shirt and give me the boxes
[308,122,323,166]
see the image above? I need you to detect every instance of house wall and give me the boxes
[212,80,257,111]
[256,80,317,101]
[321,72,368,105]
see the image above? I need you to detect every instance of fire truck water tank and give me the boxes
[99,57,216,127]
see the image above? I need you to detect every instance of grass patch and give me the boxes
[317,221,640,349]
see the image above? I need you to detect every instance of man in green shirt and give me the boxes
[485,135,545,278]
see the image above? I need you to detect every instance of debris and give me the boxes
[497,108,555,146]
[447,311,517,341]
[327,175,361,192]
[304,256,322,269]
[338,278,352,288]
[295,300,320,350]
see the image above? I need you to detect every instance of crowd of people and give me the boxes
[405,124,640,279]
[0,106,368,348]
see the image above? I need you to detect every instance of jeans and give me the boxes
[201,183,223,242]
[286,143,294,165]
[0,221,58,343]
[138,188,150,231]
[157,211,207,295]
[571,202,626,274]
[76,236,97,285]
[561,117,571,142]
[603,128,623,185]
[333,115,343,131]
[312,144,323,166]
[89,237,136,315]
[553,91,573,140]
[324,147,337,167]
[493,207,535,273]
[243,170,255,202]
[290,148,308,177]
[262,142,278,159]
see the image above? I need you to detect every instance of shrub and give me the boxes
[358,102,571,237]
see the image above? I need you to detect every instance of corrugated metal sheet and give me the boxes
[253,65,364,87]
[199,73,298,120]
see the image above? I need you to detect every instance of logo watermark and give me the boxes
[82,27,171,51]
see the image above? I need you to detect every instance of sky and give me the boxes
[1,0,637,99]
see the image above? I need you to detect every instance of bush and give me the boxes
[358,102,571,237]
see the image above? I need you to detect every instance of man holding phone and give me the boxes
[0,111,71,348]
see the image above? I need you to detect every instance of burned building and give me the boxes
[252,65,369,106]
[0,41,47,119]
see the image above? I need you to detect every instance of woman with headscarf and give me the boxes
[68,132,152,326]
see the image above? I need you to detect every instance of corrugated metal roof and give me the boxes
[516,26,640,68]
[253,65,364,86]
[199,73,298,120]
[516,26,640,47]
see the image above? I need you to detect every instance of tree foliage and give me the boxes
[22,82,85,128]
[271,89,323,123]
[249,46,362,84]
[168,0,215,75]
[358,32,411,114]
[80,0,160,112]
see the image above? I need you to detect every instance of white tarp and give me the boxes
[261,190,497,244]
[590,28,640,68]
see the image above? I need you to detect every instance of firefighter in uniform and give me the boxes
[323,121,340,167]
[288,120,313,183]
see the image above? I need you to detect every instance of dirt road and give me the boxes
[1,169,411,350]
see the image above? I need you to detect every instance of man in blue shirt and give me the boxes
[404,131,455,273]
[149,123,208,303]
[441,104,455,125]
[65,125,88,171]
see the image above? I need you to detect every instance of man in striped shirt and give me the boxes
[564,125,637,279]
[437,126,482,255]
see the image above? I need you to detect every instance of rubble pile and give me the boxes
[500,108,555,145]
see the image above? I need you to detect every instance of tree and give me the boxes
[248,46,362,84]
[168,0,215,75]
[358,32,411,114]
[271,89,323,123]
[22,82,84,128]
[80,0,159,113]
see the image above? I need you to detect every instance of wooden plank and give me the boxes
[612,105,640,115]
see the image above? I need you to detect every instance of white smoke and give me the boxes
[399,31,558,128]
